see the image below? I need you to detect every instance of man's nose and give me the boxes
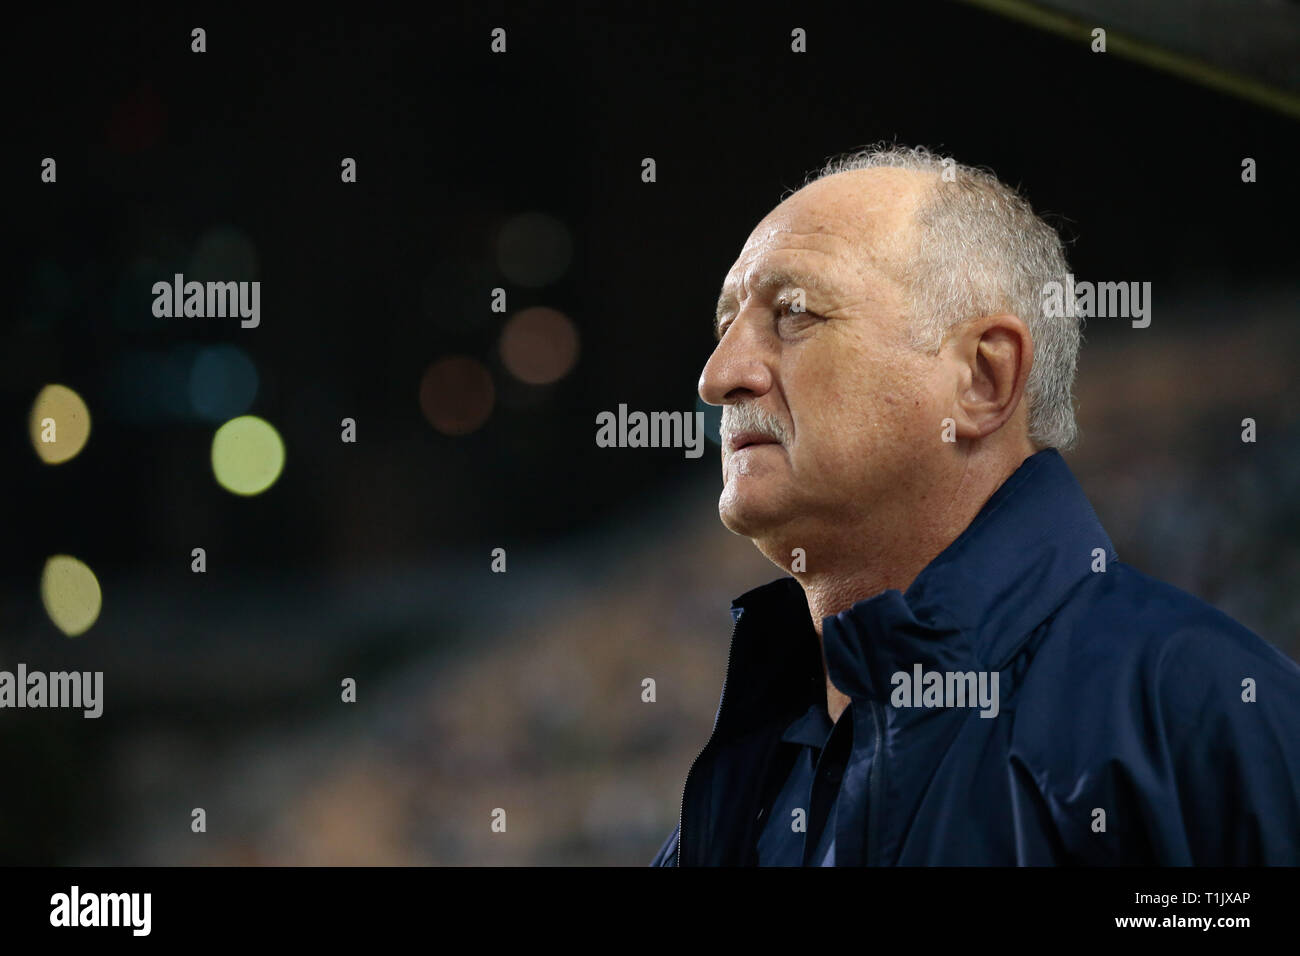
[697,316,774,406]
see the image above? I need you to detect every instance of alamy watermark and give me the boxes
[1042,273,1151,328]
[0,664,102,718]
[890,664,1000,718]
[50,886,150,936]
[595,404,706,459]
[152,273,260,328]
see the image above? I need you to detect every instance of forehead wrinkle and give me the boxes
[711,194,917,338]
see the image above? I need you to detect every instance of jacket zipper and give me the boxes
[677,614,741,866]
[866,699,884,865]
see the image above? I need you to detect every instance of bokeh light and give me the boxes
[211,415,286,495]
[29,384,92,464]
[499,307,580,385]
[40,555,102,637]
[190,345,259,422]
[496,212,572,287]
[419,357,494,435]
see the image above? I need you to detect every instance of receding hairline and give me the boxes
[712,167,942,338]
[796,164,942,269]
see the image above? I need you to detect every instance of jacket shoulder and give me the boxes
[1013,562,1300,863]
[649,823,679,866]
[1028,560,1299,683]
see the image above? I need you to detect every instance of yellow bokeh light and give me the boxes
[29,384,92,464]
[211,415,285,495]
[40,555,102,637]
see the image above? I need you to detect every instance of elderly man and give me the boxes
[650,145,1300,866]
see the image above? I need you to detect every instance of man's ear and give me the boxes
[944,313,1033,440]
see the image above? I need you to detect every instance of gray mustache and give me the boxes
[720,404,792,446]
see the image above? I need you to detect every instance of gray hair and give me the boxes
[805,144,1080,451]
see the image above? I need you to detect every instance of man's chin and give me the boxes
[718,486,789,539]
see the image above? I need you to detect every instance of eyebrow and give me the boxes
[713,268,837,339]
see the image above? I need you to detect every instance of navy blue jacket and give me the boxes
[651,449,1300,865]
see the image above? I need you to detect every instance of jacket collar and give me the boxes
[716,449,1117,732]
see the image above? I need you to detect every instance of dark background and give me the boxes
[3,2,1297,864]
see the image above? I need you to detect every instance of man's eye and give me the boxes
[776,303,818,327]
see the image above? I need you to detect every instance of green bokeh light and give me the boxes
[41,554,102,637]
[211,415,285,496]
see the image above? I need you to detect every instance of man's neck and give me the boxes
[788,448,1034,723]
[806,569,918,724]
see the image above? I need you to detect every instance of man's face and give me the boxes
[698,168,949,549]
